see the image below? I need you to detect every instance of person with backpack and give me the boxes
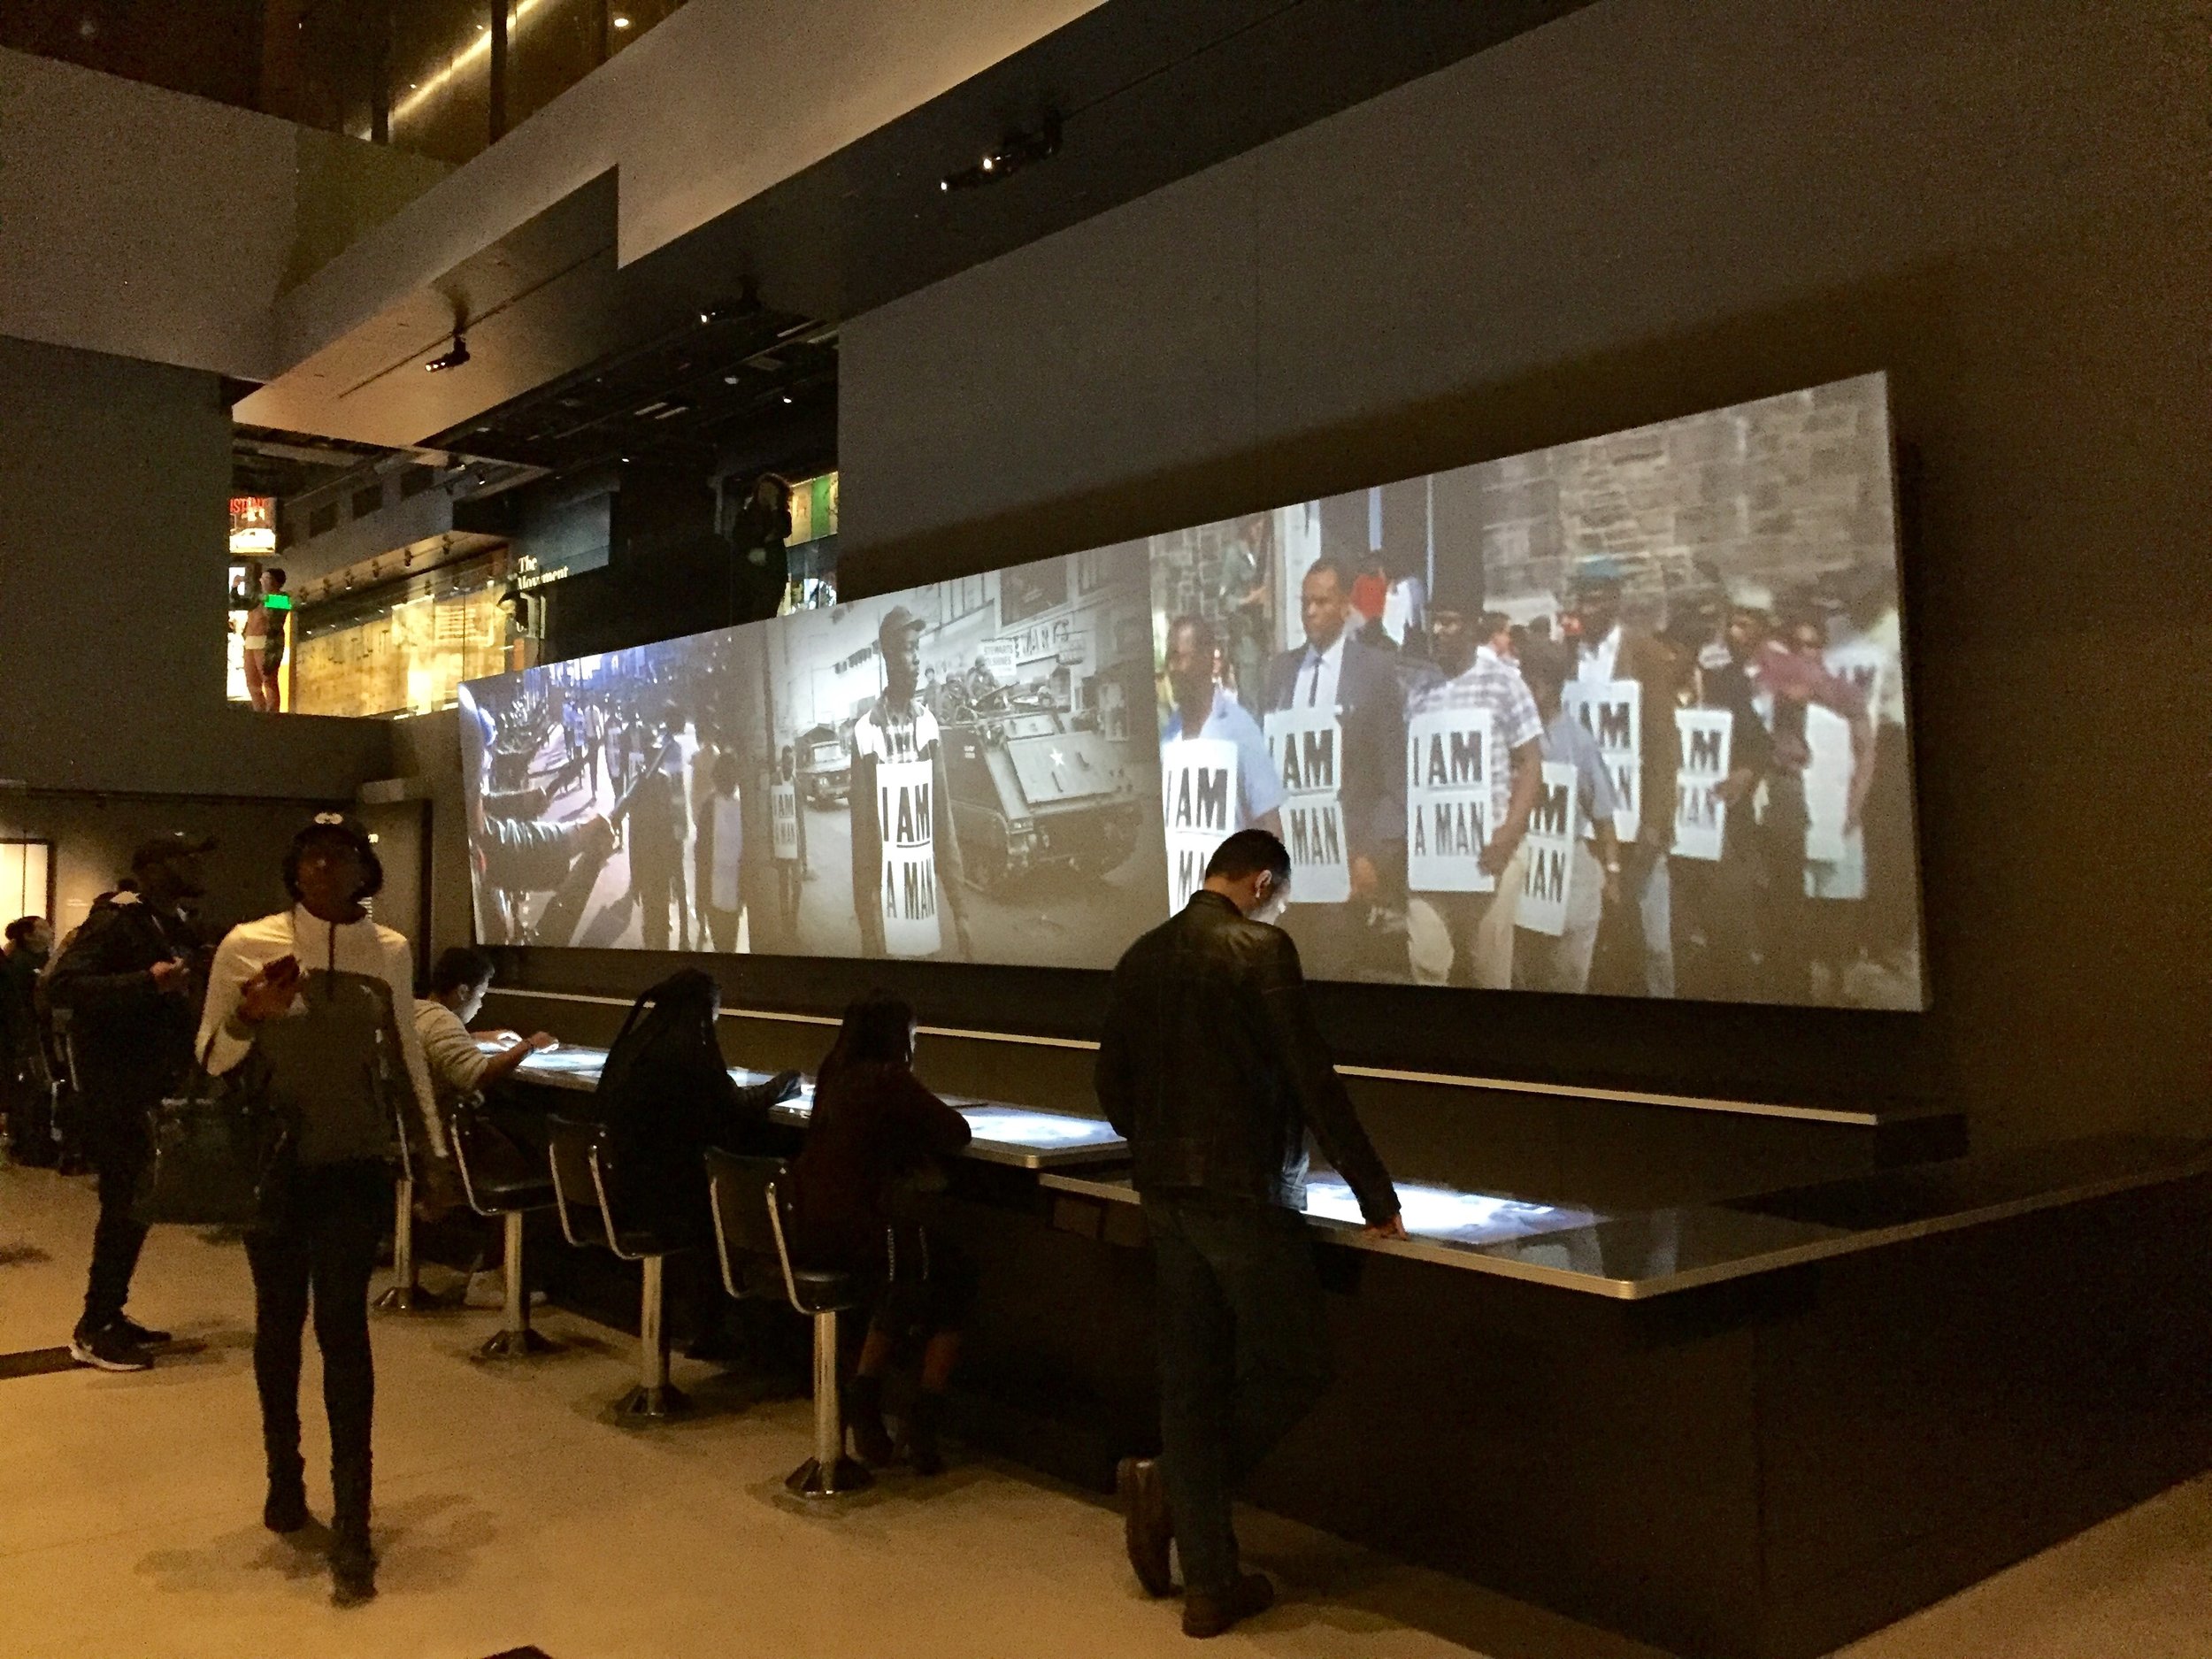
[44,835,214,1371]
[197,815,449,1607]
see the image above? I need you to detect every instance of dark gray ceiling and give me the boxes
[630,0,1595,321]
[265,0,1592,465]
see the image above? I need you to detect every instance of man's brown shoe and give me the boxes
[1116,1455,1175,1597]
[1181,1571,1274,1639]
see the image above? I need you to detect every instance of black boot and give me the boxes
[329,1526,377,1608]
[904,1388,947,1477]
[847,1372,895,1466]
[331,1454,375,1606]
[263,1451,310,1534]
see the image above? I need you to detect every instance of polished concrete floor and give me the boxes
[3,1162,2208,1659]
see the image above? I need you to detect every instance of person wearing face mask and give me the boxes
[197,816,449,1607]
[45,834,215,1372]
[1095,828,1404,1640]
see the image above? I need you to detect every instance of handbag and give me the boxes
[133,1040,293,1230]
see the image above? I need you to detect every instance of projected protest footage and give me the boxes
[460,545,1164,970]
[1145,373,1924,1009]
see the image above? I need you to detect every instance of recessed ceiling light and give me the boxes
[780,394,793,405]
[611,12,631,27]
[724,374,739,385]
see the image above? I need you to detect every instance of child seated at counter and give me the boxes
[786,991,974,1474]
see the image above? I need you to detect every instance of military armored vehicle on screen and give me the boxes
[939,683,1145,890]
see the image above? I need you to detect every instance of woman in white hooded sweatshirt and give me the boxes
[197,815,446,1607]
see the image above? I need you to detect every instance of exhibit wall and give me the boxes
[0,333,396,801]
[833,0,2208,1141]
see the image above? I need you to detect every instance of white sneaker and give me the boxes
[462,1270,507,1311]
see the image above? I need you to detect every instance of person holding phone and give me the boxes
[197,816,446,1608]
[44,834,213,1372]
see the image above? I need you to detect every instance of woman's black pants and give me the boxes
[246,1158,389,1541]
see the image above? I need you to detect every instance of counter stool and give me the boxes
[703,1148,870,1497]
[547,1115,687,1419]
[374,1101,452,1314]
[449,1096,557,1361]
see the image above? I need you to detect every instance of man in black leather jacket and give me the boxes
[44,835,211,1371]
[1095,828,1402,1639]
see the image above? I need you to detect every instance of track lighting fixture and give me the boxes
[941,111,1062,192]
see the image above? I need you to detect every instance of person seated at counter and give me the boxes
[415,948,558,1113]
[787,991,974,1475]
[414,948,558,1308]
[590,968,798,1246]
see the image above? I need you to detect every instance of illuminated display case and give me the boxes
[293,564,511,719]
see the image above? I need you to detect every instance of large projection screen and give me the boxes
[461,373,1923,1009]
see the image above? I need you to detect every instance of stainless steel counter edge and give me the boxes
[486,986,1909,1126]
[1039,1153,2212,1300]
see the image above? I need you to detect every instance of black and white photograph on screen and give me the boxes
[1146,372,1923,1009]
[460,546,1164,971]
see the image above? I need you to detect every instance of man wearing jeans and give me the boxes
[1096,829,1403,1639]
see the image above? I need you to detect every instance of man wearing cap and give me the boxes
[848,604,972,960]
[44,833,214,1371]
[1570,560,1686,999]
[1403,576,1545,989]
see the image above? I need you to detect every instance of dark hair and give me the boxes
[430,946,494,996]
[713,750,741,793]
[1166,613,1217,656]
[265,567,287,588]
[1204,828,1292,884]
[832,990,915,1069]
[281,818,384,903]
[5,916,45,945]
[1303,555,1355,598]
[1479,611,1512,641]
[1518,640,1570,703]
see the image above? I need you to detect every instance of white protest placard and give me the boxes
[1404,708,1495,894]
[1263,706,1349,905]
[1517,760,1580,937]
[873,757,942,956]
[1563,679,1640,842]
[1802,703,1853,864]
[1160,737,1239,911]
[770,780,800,862]
[1671,707,1734,863]
[1824,641,1886,720]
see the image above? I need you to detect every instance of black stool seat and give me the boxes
[787,1265,864,1312]
[472,1171,556,1209]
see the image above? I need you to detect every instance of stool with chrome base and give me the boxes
[375,1097,455,1314]
[703,1147,871,1497]
[449,1095,557,1361]
[548,1115,688,1419]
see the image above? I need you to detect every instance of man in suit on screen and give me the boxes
[1262,555,1406,979]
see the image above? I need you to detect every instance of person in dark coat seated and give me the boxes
[589,969,796,1246]
[787,991,973,1473]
